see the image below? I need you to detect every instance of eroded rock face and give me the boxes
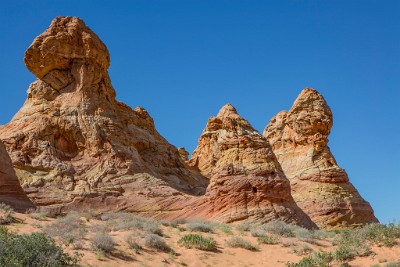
[0,16,208,212]
[264,88,377,229]
[0,141,34,211]
[188,104,316,228]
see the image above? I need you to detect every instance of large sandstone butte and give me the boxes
[0,16,208,214]
[187,104,316,228]
[264,88,377,229]
[0,141,35,211]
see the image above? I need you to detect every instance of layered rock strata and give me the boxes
[0,141,35,211]
[263,88,377,229]
[0,16,208,213]
[187,104,316,228]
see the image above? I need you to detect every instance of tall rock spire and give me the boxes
[189,104,316,228]
[264,88,377,229]
[0,16,208,211]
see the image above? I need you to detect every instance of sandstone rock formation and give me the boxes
[187,104,316,228]
[0,16,208,213]
[263,88,377,229]
[0,141,35,211]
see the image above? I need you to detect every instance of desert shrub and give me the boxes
[126,234,142,253]
[91,232,115,253]
[286,251,332,267]
[291,243,313,256]
[143,234,170,252]
[171,218,187,225]
[295,228,317,243]
[250,225,267,237]
[0,226,81,266]
[178,234,217,251]
[264,221,297,237]
[160,220,170,226]
[226,237,258,251]
[213,223,233,235]
[26,208,50,221]
[100,212,163,235]
[236,222,252,232]
[90,223,111,233]
[257,235,279,245]
[334,223,400,252]
[43,213,87,245]
[333,227,374,257]
[186,220,213,233]
[333,244,355,262]
[386,263,400,267]
[0,203,17,225]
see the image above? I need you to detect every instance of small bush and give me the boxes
[186,221,213,233]
[91,232,115,253]
[334,245,355,262]
[286,251,332,267]
[236,222,252,232]
[126,234,142,253]
[171,218,187,225]
[291,244,313,256]
[144,234,170,252]
[250,226,267,237]
[43,213,87,245]
[257,235,279,245]
[295,228,317,243]
[100,212,163,235]
[178,234,217,251]
[0,226,81,266]
[0,203,16,225]
[226,237,258,251]
[214,223,233,235]
[264,221,296,237]
[386,263,400,267]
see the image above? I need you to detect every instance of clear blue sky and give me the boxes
[1,0,399,223]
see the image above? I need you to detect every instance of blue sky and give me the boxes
[0,0,399,223]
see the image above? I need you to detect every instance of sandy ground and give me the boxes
[5,213,400,267]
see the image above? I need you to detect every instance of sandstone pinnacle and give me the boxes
[264,88,377,229]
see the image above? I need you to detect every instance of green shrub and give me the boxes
[213,223,233,235]
[226,237,258,251]
[144,234,170,252]
[0,226,81,266]
[385,263,400,267]
[178,234,217,251]
[91,232,115,253]
[334,245,354,262]
[286,251,332,267]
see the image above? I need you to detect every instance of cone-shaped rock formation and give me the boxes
[0,141,35,211]
[263,88,377,229]
[188,104,316,228]
[0,16,208,212]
